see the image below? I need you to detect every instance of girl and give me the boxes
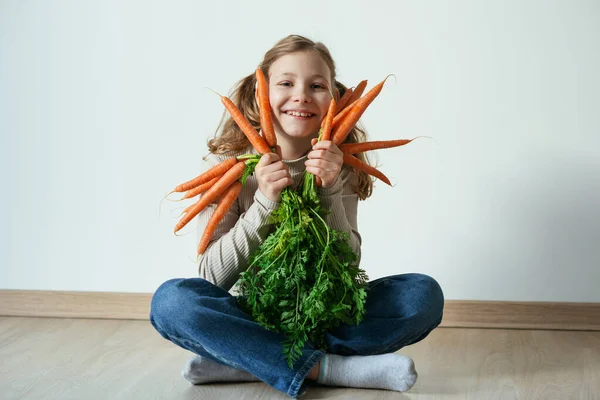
[150,34,444,398]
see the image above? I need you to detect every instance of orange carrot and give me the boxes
[307,135,324,187]
[334,87,353,114]
[220,96,271,154]
[314,97,337,188]
[183,202,195,215]
[174,161,247,233]
[181,176,220,200]
[332,75,393,146]
[343,154,391,186]
[256,68,277,148]
[321,98,336,141]
[340,139,415,154]
[172,157,237,194]
[346,80,367,105]
[197,181,242,254]
[331,98,358,130]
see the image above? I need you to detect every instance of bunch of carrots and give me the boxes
[168,71,418,252]
[167,70,421,367]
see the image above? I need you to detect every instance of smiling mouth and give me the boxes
[285,111,316,118]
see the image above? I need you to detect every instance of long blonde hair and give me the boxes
[207,34,375,200]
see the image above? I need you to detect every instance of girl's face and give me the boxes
[268,51,332,146]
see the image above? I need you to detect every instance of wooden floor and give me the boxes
[1,317,599,400]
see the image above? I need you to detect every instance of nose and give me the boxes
[291,85,312,103]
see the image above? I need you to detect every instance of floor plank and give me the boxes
[0,317,598,399]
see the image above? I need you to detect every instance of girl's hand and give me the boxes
[305,139,343,189]
[255,145,293,202]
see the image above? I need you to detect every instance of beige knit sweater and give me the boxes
[196,146,362,293]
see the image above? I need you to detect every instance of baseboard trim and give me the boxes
[440,299,600,330]
[0,290,598,330]
[0,290,151,320]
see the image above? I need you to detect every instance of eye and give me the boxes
[312,83,326,89]
[278,81,292,87]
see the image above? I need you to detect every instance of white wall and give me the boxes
[1,0,599,301]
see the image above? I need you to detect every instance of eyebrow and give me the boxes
[277,72,328,80]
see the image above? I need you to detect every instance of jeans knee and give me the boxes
[401,273,444,327]
[150,278,185,330]
[150,277,230,337]
[419,274,444,326]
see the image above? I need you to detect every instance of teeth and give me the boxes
[286,111,313,117]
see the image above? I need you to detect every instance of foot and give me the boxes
[317,353,417,392]
[182,355,260,384]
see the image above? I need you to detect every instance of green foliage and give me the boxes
[240,157,260,185]
[237,172,369,368]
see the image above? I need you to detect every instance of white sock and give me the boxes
[316,353,417,392]
[182,355,260,384]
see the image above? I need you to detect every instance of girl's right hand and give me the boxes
[255,146,293,202]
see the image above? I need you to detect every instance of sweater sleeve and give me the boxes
[317,166,362,265]
[195,153,280,291]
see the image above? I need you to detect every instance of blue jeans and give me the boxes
[150,273,444,398]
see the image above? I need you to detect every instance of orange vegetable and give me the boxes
[321,98,336,141]
[346,79,367,105]
[332,75,393,146]
[340,139,415,154]
[334,87,353,114]
[314,97,338,188]
[331,98,358,130]
[197,181,242,254]
[256,68,277,148]
[220,95,271,154]
[171,158,237,194]
[181,176,220,200]
[343,154,391,186]
[174,161,247,233]
[182,202,195,215]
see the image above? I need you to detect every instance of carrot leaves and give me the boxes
[239,156,260,185]
[237,173,368,368]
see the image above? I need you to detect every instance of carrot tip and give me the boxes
[187,254,199,264]
[174,228,195,237]
[162,191,180,203]
[204,87,223,97]
[418,135,438,146]
[171,203,191,219]
[159,190,182,218]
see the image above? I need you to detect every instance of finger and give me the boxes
[304,165,324,179]
[312,140,341,154]
[257,152,280,167]
[257,161,287,176]
[305,158,338,172]
[308,149,343,164]
[275,145,282,160]
[272,176,294,191]
[311,138,318,146]
[264,169,291,182]
[307,149,329,160]
[305,166,337,188]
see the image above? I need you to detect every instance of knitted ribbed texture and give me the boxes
[196,147,362,292]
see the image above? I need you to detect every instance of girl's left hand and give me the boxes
[305,139,343,189]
